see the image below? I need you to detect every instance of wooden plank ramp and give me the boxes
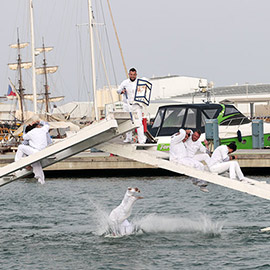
[97,142,270,201]
[0,112,140,187]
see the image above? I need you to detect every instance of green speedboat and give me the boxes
[148,103,270,151]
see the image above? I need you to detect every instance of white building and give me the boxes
[148,75,207,100]
[147,83,270,118]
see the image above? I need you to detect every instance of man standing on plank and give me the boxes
[117,67,146,144]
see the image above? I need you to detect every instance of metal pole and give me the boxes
[29,0,37,114]
[88,0,99,121]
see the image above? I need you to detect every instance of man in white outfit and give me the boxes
[109,187,143,236]
[185,129,211,169]
[170,129,208,192]
[15,121,50,184]
[117,68,146,144]
[208,143,251,183]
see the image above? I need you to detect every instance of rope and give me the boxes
[100,0,118,86]
[106,0,128,78]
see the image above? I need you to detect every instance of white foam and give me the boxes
[88,198,111,236]
[134,214,223,235]
[88,198,223,237]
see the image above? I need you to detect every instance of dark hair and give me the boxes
[25,123,38,133]
[129,67,137,73]
[195,129,201,136]
[31,123,39,129]
[228,142,237,152]
[25,125,33,133]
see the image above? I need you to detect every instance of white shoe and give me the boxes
[123,139,132,143]
[200,186,209,193]
[38,178,45,185]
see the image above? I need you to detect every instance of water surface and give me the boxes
[1,175,270,270]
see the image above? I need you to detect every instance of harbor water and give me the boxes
[1,175,270,270]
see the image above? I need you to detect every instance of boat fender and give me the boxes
[237,130,242,142]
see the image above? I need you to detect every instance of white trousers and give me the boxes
[123,103,146,144]
[178,157,205,171]
[15,144,45,182]
[194,153,211,169]
[178,157,207,186]
[209,161,244,180]
[118,219,134,236]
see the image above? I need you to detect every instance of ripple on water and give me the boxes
[1,176,270,270]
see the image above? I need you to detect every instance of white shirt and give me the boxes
[185,136,207,158]
[117,78,137,104]
[208,145,230,167]
[169,129,187,163]
[23,124,50,151]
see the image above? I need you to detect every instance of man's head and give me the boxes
[25,125,34,133]
[227,142,237,153]
[129,67,137,82]
[182,131,190,142]
[192,129,201,142]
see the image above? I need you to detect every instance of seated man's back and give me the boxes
[23,124,49,151]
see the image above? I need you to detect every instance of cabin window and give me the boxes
[184,108,197,129]
[163,108,186,128]
[203,109,218,119]
[152,108,165,128]
[224,106,240,116]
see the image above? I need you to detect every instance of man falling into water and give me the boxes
[109,187,143,236]
[117,68,146,144]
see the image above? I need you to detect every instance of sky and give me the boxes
[0,0,270,105]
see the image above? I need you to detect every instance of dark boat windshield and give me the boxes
[149,104,250,137]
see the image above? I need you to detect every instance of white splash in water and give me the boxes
[88,198,223,237]
[134,214,224,236]
[88,198,111,236]
[88,199,136,237]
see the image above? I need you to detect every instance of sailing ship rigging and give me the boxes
[35,38,64,121]
[7,29,33,123]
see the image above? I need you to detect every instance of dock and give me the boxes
[0,149,269,172]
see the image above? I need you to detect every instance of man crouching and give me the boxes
[109,187,143,236]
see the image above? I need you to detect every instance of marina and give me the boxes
[1,1,270,270]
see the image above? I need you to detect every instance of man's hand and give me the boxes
[121,88,127,94]
[204,139,209,149]
[136,196,144,199]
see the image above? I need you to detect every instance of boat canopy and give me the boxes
[149,103,251,137]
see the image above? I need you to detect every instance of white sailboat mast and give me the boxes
[87,0,99,121]
[29,0,37,114]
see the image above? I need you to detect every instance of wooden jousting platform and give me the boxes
[97,142,270,201]
[0,112,140,187]
[0,112,270,201]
